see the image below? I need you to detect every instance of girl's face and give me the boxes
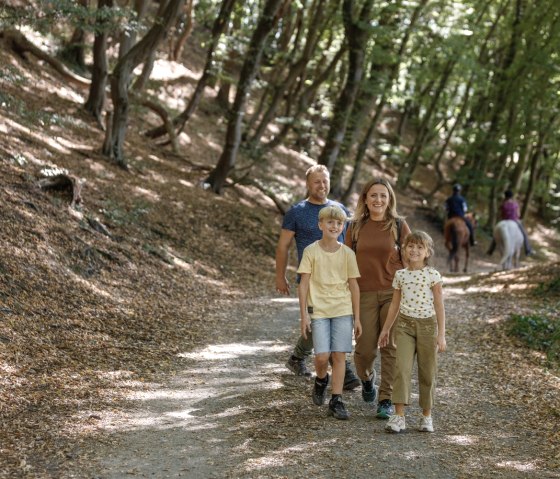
[365,184,390,220]
[405,241,429,267]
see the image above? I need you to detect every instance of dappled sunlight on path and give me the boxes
[75,292,559,478]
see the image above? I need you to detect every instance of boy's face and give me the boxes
[319,217,344,239]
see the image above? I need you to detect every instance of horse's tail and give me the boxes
[496,221,514,269]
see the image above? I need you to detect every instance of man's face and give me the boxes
[307,172,330,203]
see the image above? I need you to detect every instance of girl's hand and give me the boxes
[378,329,390,348]
[437,334,447,353]
[301,316,311,339]
[354,320,362,339]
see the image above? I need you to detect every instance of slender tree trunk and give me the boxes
[109,0,185,167]
[397,59,455,189]
[342,0,427,202]
[263,45,345,151]
[464,0,521,184]
[59,0,89,73]
[247,0,328,147]
[170,0,194,61]
[145,0,238,140]
[205,0,286,193]
[85,0,113,126]
[318,0,374,173]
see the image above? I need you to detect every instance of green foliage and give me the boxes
[1,0,135,35]
[508,313,560,366]
[0,92,71,128]
[101,200,150,227]
[535,275,560,297]
[0,66,26,86]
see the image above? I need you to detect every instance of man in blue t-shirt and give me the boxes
[275,165,360,389]
[445,184,476,246]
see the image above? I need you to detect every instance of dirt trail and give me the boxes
[71,275,559,479]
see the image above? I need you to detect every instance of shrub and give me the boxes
[508,313,560,365]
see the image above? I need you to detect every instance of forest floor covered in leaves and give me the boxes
[1,31,560,478]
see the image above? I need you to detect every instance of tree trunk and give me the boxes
[145,0,238,140]
[170,0,194,61]
[205,0,286,194]
[247,0,329,147]
[84,0,113,125]
[397,59,455,190]
[464,0,522,185]
[342,0,427,202]
[318,0,374,173]
[263,45,345,151]
[59,0,88,74]
[109,0,185,167]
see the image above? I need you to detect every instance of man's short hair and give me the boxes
[318,205,347,222]
[306,164,329,180]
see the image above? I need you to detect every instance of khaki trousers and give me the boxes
[354,289,396,402]
[392,313,438,410]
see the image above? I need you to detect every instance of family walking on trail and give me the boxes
[275,165,447,432]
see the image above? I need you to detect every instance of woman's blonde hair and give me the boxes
[351,177,403,243]
[319,205,347,222]
[403,230,434,265]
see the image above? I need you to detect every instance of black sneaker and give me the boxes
[328,396,349,420]
[312,374,329,406]
[285,356,312,377]
[343,361,361,390]
[361,376,377,403]
[376,399,395,419]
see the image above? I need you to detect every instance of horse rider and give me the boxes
[487,190,533,256]
[444,184,476,246]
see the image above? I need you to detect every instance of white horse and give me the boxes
[493,220,524,270]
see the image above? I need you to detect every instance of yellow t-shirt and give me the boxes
[297,241,361,319]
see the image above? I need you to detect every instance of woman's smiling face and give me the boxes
[365,183,390,220]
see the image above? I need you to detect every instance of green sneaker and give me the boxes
[376,399,394,419]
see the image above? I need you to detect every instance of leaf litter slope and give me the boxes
[0,33,559,479]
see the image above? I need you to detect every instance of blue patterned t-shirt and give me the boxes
[282,199,350,266]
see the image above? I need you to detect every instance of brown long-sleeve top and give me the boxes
[344,219,410,292]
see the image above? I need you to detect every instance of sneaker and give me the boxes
[343,361,361,390]
[285,356,312,377]
[385,414,406,433]
[376,399,394,419]
[312,374,329,406]
[328,396,349,420]
[419,415,434,432]
[361,376,377,403]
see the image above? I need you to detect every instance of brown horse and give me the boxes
[444,213,476,273]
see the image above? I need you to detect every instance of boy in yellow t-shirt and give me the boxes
[297,205,362,420]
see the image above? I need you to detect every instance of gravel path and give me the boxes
[71,277,559,478]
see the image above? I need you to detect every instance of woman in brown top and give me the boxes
[345,178,411,419]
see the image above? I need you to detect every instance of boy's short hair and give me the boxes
[306,164,329,180]
[319,205,347,222]
[403,230,434,264]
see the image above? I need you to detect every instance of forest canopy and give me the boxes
[1,0,559,228]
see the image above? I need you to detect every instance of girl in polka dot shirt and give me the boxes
[378,231,446,433]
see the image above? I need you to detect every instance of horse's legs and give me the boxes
[463,245,469,273]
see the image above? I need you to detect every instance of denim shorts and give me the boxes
[311,315,353,354]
